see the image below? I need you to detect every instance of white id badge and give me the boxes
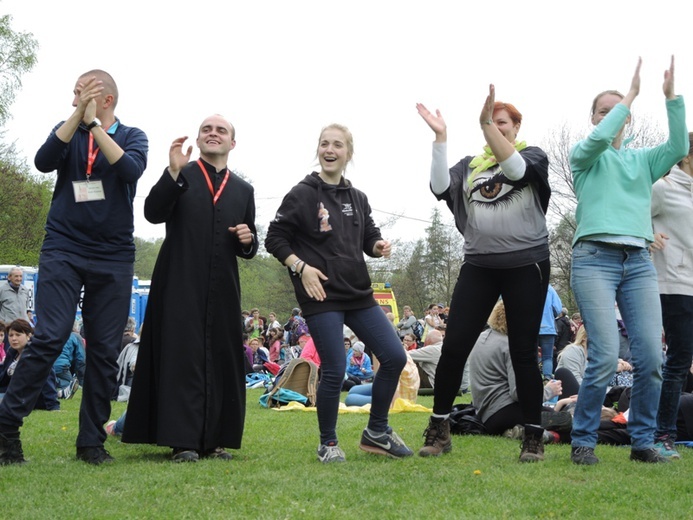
[72,180,106,202]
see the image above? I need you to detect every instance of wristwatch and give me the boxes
[86,118,101,131]
[290,258,303,274]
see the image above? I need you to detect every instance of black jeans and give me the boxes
[433,259,550,425]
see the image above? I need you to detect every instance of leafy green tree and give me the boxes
[0,143,52,265]
[0,15,42,264]
[388,238,429,316]
[421,207,463,306]
[134,236,164,279]
[0,14,38,127]
[548,212,577,313]
[239,253,296,322]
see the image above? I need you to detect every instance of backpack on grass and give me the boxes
[260,358,319,408]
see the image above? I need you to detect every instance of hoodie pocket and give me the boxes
[323,255,371,299]
[677,247,693,280]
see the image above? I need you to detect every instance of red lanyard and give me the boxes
[86,133,99,178]
[197,159,230,205]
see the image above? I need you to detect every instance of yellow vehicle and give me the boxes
[371,282,399,323]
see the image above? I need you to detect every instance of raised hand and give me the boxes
[479,84,496,125]
[168,137,192,180]
[663,55,676,99]
[76,76,104,122]
[416,103,447,141]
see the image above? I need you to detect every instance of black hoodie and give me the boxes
[265,172,382,316]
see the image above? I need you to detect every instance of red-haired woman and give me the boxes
[416,85,551,462]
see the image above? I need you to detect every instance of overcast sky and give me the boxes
[4,0,693,246]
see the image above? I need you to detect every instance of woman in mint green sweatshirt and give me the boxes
[568,57,688,466]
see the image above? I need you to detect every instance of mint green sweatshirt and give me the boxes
[570,96,687,246]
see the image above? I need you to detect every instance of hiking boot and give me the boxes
[0,430,26,465]
[519,425,544,463]
[172,448,199,463]
[76,446,114,465]
[654,435,681,460]
[541,410,572,433]
[200,447,233,460]
[630,447,671,463]
[359,427,413,459]
[317,442,346,463]
[571,445,599,465]
[418,416,452,457]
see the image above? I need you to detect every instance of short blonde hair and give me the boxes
[487,300,507,335]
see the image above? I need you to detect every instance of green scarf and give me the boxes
[467,141,527,188]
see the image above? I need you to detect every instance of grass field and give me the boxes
[1,389,692,519]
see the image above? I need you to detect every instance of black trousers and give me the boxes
[433,259,550,425]
[0,249,132,448]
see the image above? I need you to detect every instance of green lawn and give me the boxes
[1,389,691,519]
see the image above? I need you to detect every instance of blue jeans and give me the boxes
[656,294,693,440]
[345,384,373,407]
[114,411,127,436]
[305,306,406,445]
[538,334,556,378]
[570,242,663,450]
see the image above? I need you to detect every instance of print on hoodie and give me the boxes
[318,202,332,232]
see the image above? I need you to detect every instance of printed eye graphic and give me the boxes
[469,173,525,208]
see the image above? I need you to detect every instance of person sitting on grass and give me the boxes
[0,319,60,411]
[346,341,374,383]
[299,336,321,369]
[345,341,419,407]
[53,322,85,400]
[0,322,7,366]
[409,329,444,389]
[468,301,563,440]
[249,337,269,373]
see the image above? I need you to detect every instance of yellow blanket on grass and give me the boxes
[272,398,431,413]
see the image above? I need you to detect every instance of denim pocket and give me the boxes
[572,242,601,261]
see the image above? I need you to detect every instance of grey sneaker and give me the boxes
[360,427,413,459]
[64,376,80,400]
[418,417,452,457]
[630,447,671,463]
[654,435,681,460]
[571,445,599,465]
[503,425,524,440]
[317,443,346,463]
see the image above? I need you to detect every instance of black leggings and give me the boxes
[554,367,580,398]
[433,259,550,425]
[484,403,525,436]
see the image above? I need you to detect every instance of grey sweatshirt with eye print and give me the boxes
[430,142,551,269]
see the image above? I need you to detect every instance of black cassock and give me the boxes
[123,159,257,450]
